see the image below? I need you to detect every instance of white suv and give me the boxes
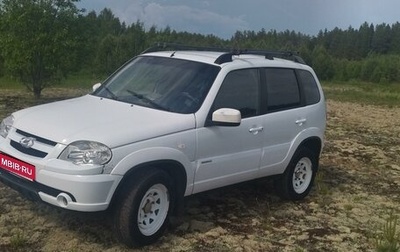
[0,45,326,246]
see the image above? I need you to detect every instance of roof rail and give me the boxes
[142,42,306,65]
[141,42,230,54]
[215,50,306,65]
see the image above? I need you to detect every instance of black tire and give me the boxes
[113,168,174,247]
[274,147,318,201]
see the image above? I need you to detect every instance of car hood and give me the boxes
[12,95,196,148]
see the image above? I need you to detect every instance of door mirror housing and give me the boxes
[92,83,102,92]
[212,108,241,126]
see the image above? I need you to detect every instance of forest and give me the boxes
[0,0,400,97]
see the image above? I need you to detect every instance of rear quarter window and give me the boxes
[297,70,321,105]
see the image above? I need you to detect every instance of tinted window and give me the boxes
[265,68,300,111]
[213,69,259,118]
[298,70,321,105]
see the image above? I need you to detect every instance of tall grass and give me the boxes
[0,73,106,90]
[322,81,400,107]
[0,76,20,89]
[59,73,106,88]
[375,210,400,252]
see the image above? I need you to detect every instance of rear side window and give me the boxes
[265,68,300,112]
[297,70,321,105]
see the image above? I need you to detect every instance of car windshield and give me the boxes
[93,56,220,114]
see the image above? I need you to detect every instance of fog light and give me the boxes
[56,193,72,208]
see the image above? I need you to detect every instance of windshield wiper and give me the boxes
[103,86,118,100]
[126,90,169,111]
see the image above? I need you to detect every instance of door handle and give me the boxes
[249,126,264,135]
[295,118,307,126]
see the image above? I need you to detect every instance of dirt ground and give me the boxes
[0,89,399,251]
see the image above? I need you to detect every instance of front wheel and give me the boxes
[113,168,174,247]
[275,147,318,200]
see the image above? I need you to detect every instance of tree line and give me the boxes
[0,0,399,97]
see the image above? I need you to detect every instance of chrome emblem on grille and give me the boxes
[19,137,36,148]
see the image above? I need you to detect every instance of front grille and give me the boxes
[16,129,57,146]
[10,140,48,158]
[9,129,58,158]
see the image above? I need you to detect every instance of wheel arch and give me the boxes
[109,159,187,216]
[298,136,323,158]
[294,136,322,174]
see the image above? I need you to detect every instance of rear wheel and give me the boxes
[275,147,318,200]
[113,168,174,247]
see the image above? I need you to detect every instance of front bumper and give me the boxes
[0,126,124,212]
[0,161,122,212]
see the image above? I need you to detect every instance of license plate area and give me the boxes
[0,153,36,181]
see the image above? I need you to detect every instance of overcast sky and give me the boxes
[77,0,400,39]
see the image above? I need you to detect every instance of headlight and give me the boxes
[0,115,14,138]
[59,141,112,165]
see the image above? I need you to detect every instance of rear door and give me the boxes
[258,68,322,176]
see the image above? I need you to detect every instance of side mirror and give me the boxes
[92,83,101,92]
[212,108,241,126]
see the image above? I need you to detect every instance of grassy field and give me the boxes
[323,81,400,107]
[0,81,399,251]
[0,74,105,90]
[2,77,399,106]
[0,74,103,119]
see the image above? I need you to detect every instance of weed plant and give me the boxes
[376,210,400,252]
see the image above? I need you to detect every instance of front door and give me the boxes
[193,68,263,193]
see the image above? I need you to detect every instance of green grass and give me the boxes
[375,210,400,252]
[10,231,29,250]
[59,73,106,88]
[0,73,102,119]
[322,81,400,107]
[0,73,106,90]
[0,76,20,89]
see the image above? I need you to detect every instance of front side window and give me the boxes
[213,69,260,118]
[265,68,300,112]
[93,56,220,114]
